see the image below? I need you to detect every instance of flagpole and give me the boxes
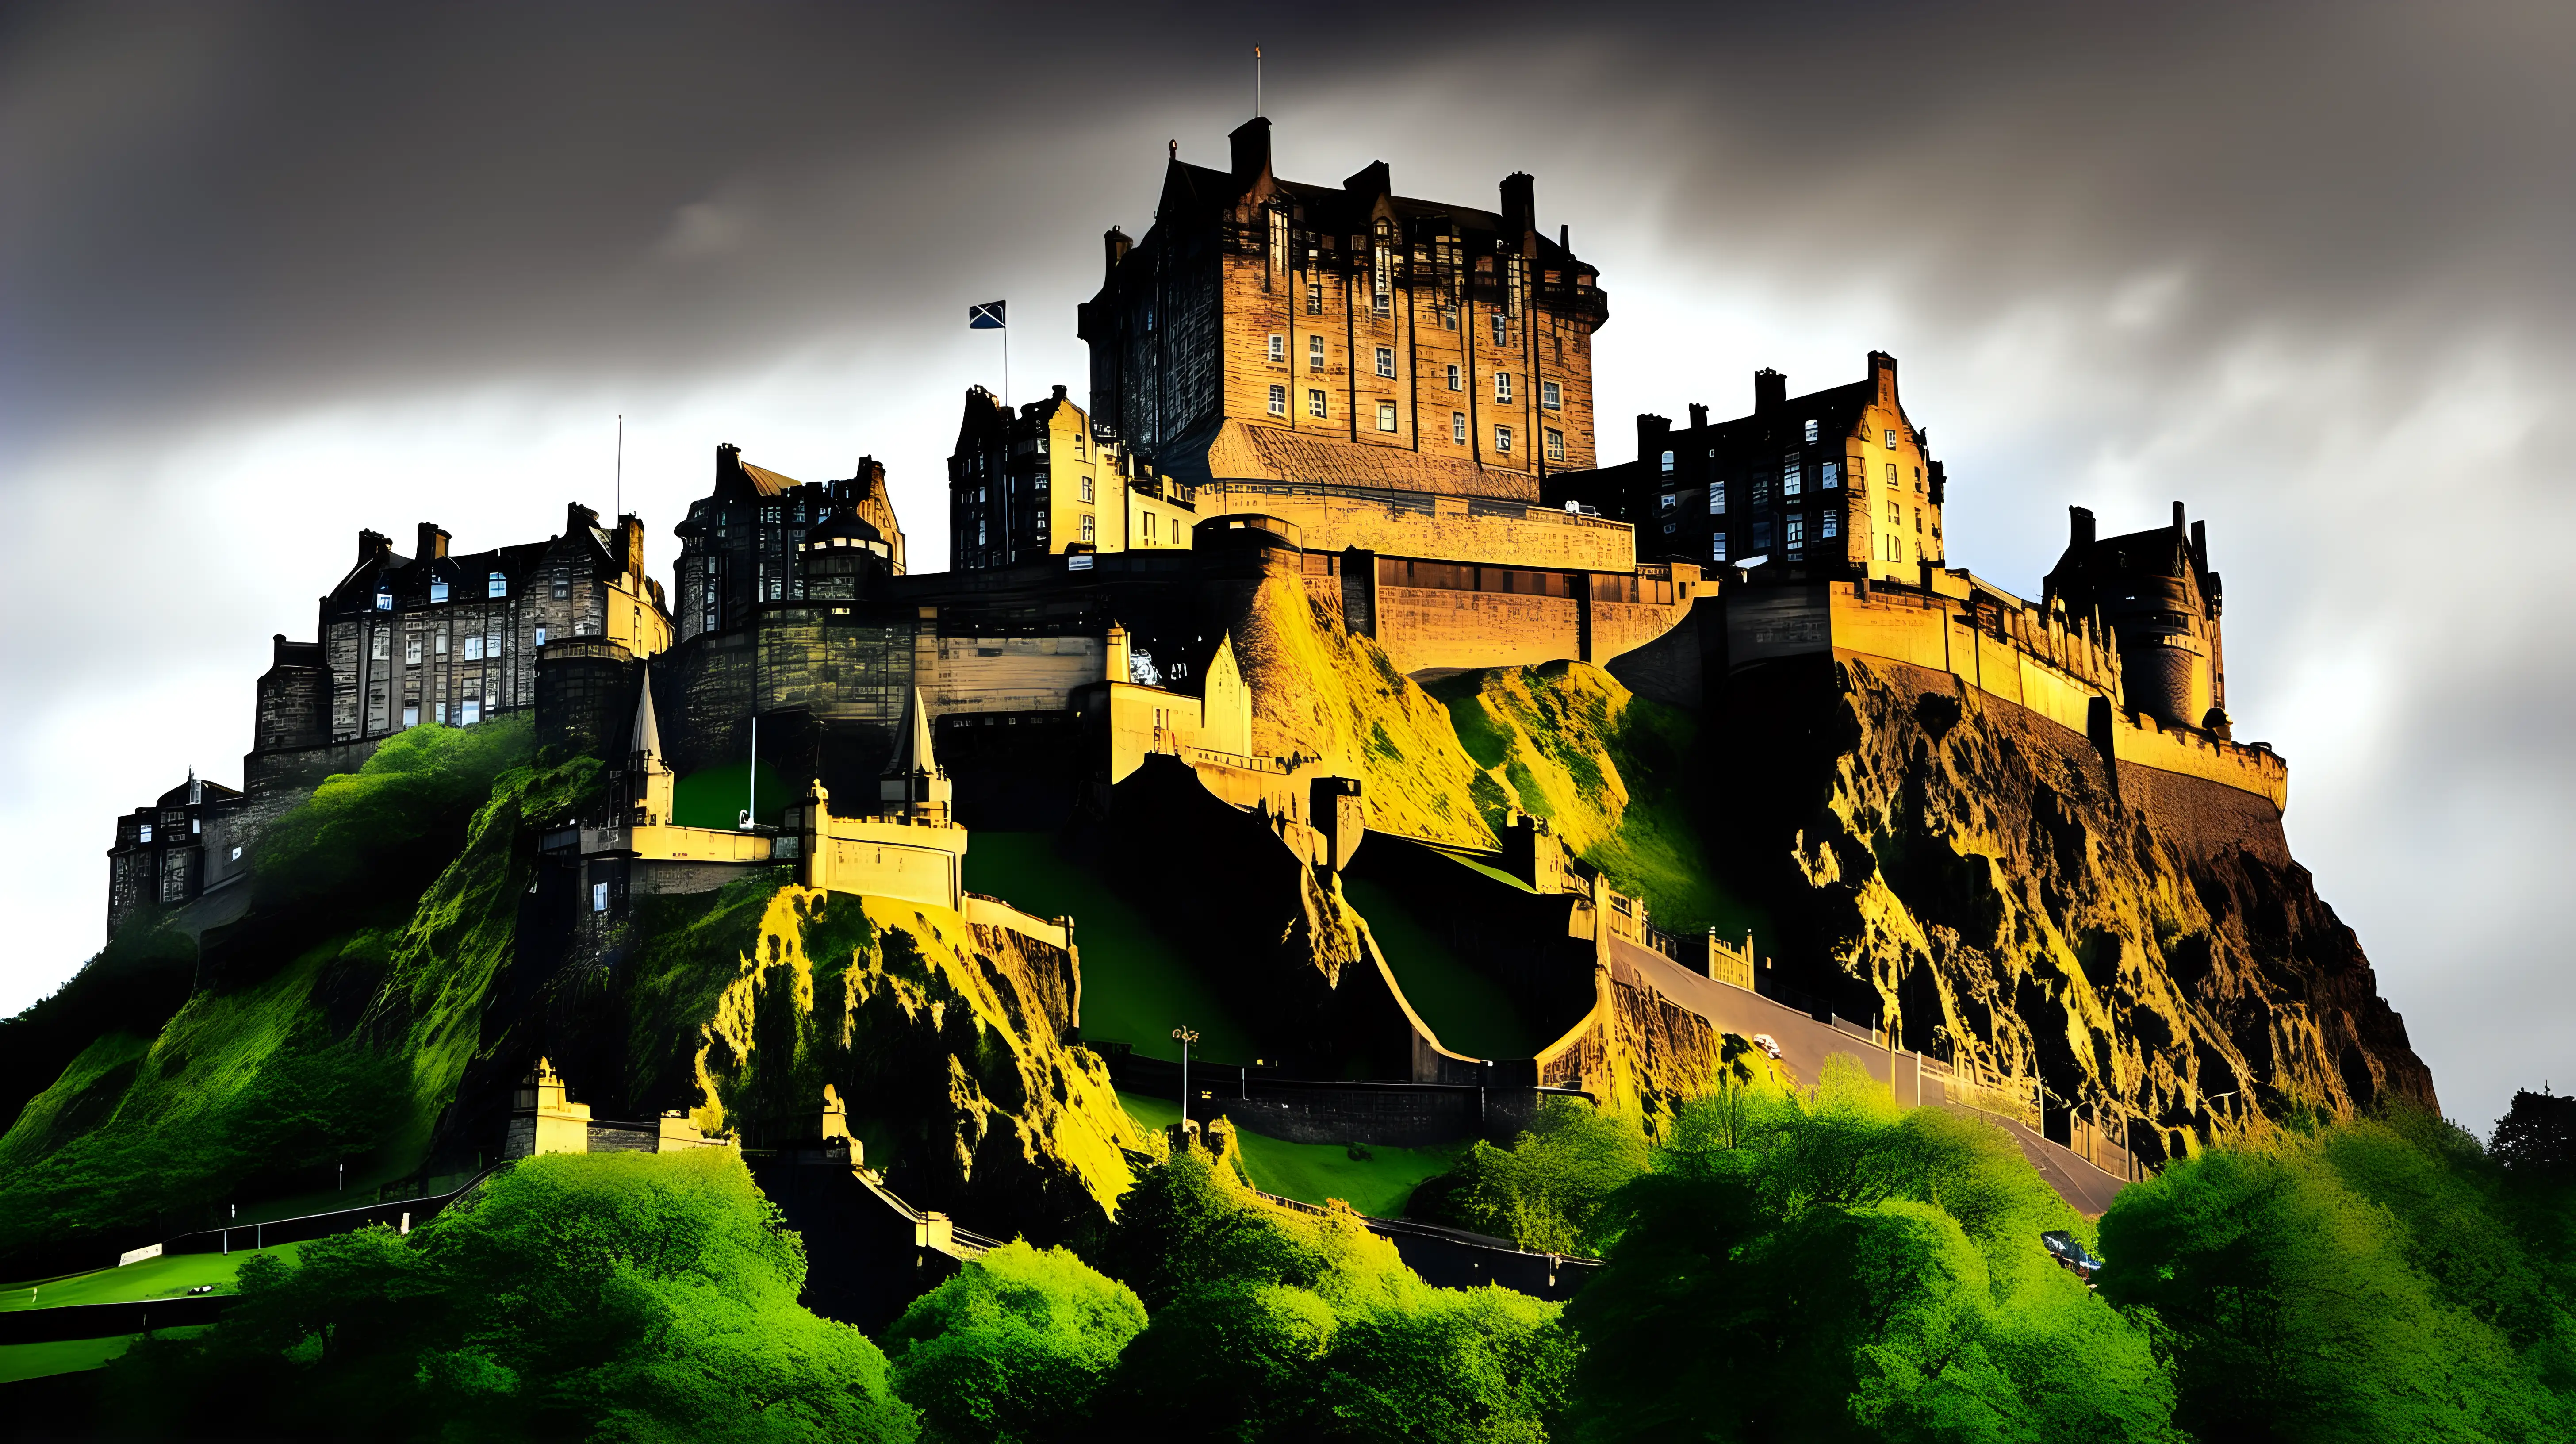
[614,414,623,518]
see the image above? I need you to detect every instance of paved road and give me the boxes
[1608,938,2132,1216]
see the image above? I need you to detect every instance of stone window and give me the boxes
[1546,428,1565,463]
[403,705,419,728]
[460,699,481,725]
[375,585,392,611]
[1660,493,1676,513]
[372,630,390,661]
[1080,514,1096,544]
[1887,462,1899,486]
[1822,461,1840,489]
[1886,429,1898,450]
[1888,499,1902,527]
[1822,510,1840,539]
[1268,384,1286,416]
[1375,346,1395,379]
[1306,284,1322,315]
[553,571,570,599]
[534,625,547,647]
[1308,389,1327,419]
[463,634,483,661]
[1309,336,1325,371]
[1806,419,1820,443]
[487,572,506,598]
[1660,450,1675,473]
[1494,372,1513,404]
[1267,334,1284,363]
[1542,380,1561,410]
[593,881,610,913]
[406,636,423,666]
[1785,515,1806,558]
[1440,306,1457,330]
[1445,364,1461,391]
[1712,533,1729,562]
[139,824,153,844]
[430,576,449,603]
[1710,483,1726,515]
[1452,412,1466,444]
[1079,476,1095,503]
[1783,456,1803,498]
[1494,425,1513,454]
[1377,403,1398,433]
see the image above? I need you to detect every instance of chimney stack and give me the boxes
[2070,506,2097,549]
[415,522,450,562]
[2172,500,2187,533]
[1637,413,1673,464]
[1229,116,1272,187]
[357,529,391,565]
[1102,227,1131,280]
[1754,369,1787,414]
[2191,518,2208,567]
[1688,403,1710,430]
[1500,173,1536,241]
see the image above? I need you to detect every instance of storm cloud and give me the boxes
[3,1,2567,1133]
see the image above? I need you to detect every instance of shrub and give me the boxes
[885,1240,1145,1443]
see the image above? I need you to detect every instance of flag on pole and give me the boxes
[967,300,1007,329]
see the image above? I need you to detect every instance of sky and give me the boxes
[2,1,2568,1136]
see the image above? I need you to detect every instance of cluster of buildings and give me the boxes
[105,119,2266,973]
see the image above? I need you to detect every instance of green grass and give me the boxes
[0,1242,303,1313]
[671,758,792,830]
[1117,1091,1464,1220]
[1342,876,1540,1060]
[963,833,1256,1065]
[0,1330,209,1383]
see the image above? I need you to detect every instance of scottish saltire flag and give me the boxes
[967,300,1007,329]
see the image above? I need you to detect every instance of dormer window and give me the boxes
[429,576,448,603]
[487,572,506,598]
[375,586,392,611]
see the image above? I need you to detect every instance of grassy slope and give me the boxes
[0,1329,211,1384]
[1340,876,1538,1060]
[1434,661,1761,938]
[1117,1091,1461,1220]
[962,832,1257,1065]
[0,1243,304,1311]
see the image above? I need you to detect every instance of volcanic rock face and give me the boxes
[1718,655,2434,1164]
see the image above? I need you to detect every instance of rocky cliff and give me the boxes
[1713,654,2434,1164]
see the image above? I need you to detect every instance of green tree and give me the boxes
[109,1149,917,1442]
[1567,1057,2179,1443]
[1418,1097,1649,1254]
[2098,1119,2575,1443]
[884,1240,1146,1443]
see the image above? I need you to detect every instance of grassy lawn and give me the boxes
[1118,1091,1463,1221]
[964,832,1257,1064]
[0,1326,211,1384]
[1342,875,1540,1060]
[1,1242,304,1313]
[671,758,791,830]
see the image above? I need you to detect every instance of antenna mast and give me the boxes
[1254,44,1262,117]
[615,414,623,518]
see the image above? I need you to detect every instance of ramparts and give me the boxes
[1726,577,2288,809]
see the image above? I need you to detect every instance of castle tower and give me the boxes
[878,689,952,823]
[627,667,675,826]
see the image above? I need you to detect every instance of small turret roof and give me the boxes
[631,668,662,757]
[886,688,938,778]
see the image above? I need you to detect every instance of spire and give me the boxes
[631,667,662,758]
[890,687,938,780]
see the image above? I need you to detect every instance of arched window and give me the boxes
[1660,450,1675,473]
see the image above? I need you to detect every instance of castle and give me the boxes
[100,124,2288,1169]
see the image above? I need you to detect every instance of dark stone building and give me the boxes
[1548,353,1947,588]
[673,445,906,642]
[2043,503,2229,734]
[1079,118,1607,491]
[947,384,1197,572]
[104,774,241,938]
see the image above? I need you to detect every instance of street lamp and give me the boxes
[1172,1026,1200,1132]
